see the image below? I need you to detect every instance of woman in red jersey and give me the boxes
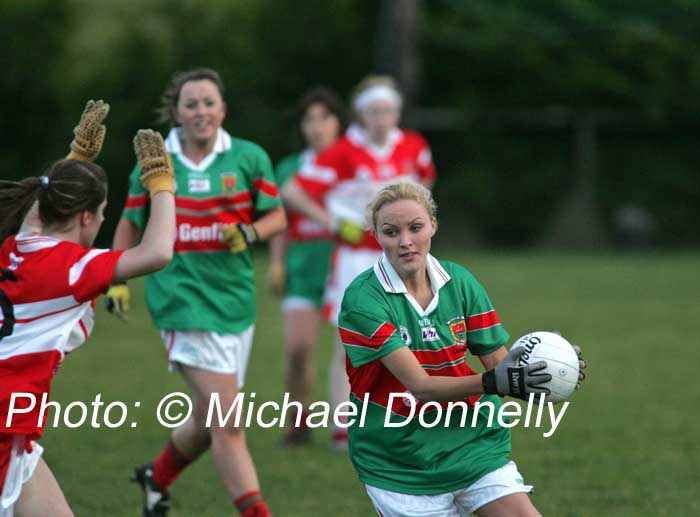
[0,102,175,516]
[282,76,436,449]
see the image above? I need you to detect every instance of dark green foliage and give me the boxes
[1,0,698,245]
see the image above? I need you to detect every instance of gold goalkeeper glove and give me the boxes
[104,283,130,321]
[67,100,110,161]
[133,129,175,197]
[222,223,258,254]
[337,219,365,245]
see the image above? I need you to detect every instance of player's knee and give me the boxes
[211,421,246,440]
[289,346,311,367]
[190,399,210,428]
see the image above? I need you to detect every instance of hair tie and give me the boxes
[39,175,50,191]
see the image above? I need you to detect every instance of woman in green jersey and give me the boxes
[338,181,586,516]
[269,87,345,446]
[107,68,285,517]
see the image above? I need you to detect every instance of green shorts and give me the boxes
[283,240,334,309]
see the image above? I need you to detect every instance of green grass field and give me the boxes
[45,250,699,516]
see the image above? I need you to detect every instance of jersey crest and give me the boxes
[221,173,237,196]
[399,325,412,345]
[447,316,467,344]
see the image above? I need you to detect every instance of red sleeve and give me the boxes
[294,139,349,198]
[67,247,124,303]
[410,132,436,183]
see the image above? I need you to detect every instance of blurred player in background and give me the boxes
[339,181,587,516]
[281,76,436,449]
[107,68,285,517]
[268,87,345,446]
[0,103,175,516]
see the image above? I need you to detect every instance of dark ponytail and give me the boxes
[0,177,42,243]
[0,159,108,244]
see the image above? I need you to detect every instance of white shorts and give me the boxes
[324,246,381,326]
[281,296,317,313]
[161,326,254,387]
[0,435,43,517]
[365,461,533,517]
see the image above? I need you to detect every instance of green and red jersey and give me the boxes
[275,150,333,242]
[121,128,281,333]
[338,254,512,494]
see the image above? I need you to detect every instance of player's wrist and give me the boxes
[239,223,259,245]
[144,176,175,197]
[482,370,499,396]
[66,149,91,162]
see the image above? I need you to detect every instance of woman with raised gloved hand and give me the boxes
[338,181,587,517]
[107,67,285,517]
[0,100,175,517]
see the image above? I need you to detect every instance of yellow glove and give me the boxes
[222,223,258,254]
[337,219,365,245]
[104,284,130,321]
[133,129,175,196]
[268,261,286,297]
[67,100,110,161]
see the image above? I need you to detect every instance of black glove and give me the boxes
[482,347,551,400]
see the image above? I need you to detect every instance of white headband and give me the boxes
[354,85,402,112]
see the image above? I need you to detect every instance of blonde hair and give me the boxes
[367,180,437,233]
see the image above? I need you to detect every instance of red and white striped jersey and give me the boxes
[294,125,436,250]
[0,233,122,437]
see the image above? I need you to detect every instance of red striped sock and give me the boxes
[234,491,270,516]
[151,439,196,491]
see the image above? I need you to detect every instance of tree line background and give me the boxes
[3,0,699,248]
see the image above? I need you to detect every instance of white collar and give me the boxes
[165,127,232,172]
[299,148,316,166]
[15,233,61,253]
[373,253,450,316]
[346,124,403,160]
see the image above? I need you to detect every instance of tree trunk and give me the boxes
[374,0,420,108]
[542,112,608,248]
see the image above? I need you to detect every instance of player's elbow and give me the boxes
[152,247,173,270]
[405,378,437,403]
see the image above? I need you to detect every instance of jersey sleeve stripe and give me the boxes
[252,178,279,198]
[68,249,110,286]
[339,322,397,350]
[467,310,501,331]
[125,194,148,209]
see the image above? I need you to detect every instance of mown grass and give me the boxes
[46,250,699,516]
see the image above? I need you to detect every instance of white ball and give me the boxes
[512,331,579,404]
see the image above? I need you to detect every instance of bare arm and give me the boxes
[269,231,287,265]
[252,205,287,241]
[281,180,331,229]
[112,192,175,282]
[380,346,484,402]
[477,346,507,371]
[112,216,142,251]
